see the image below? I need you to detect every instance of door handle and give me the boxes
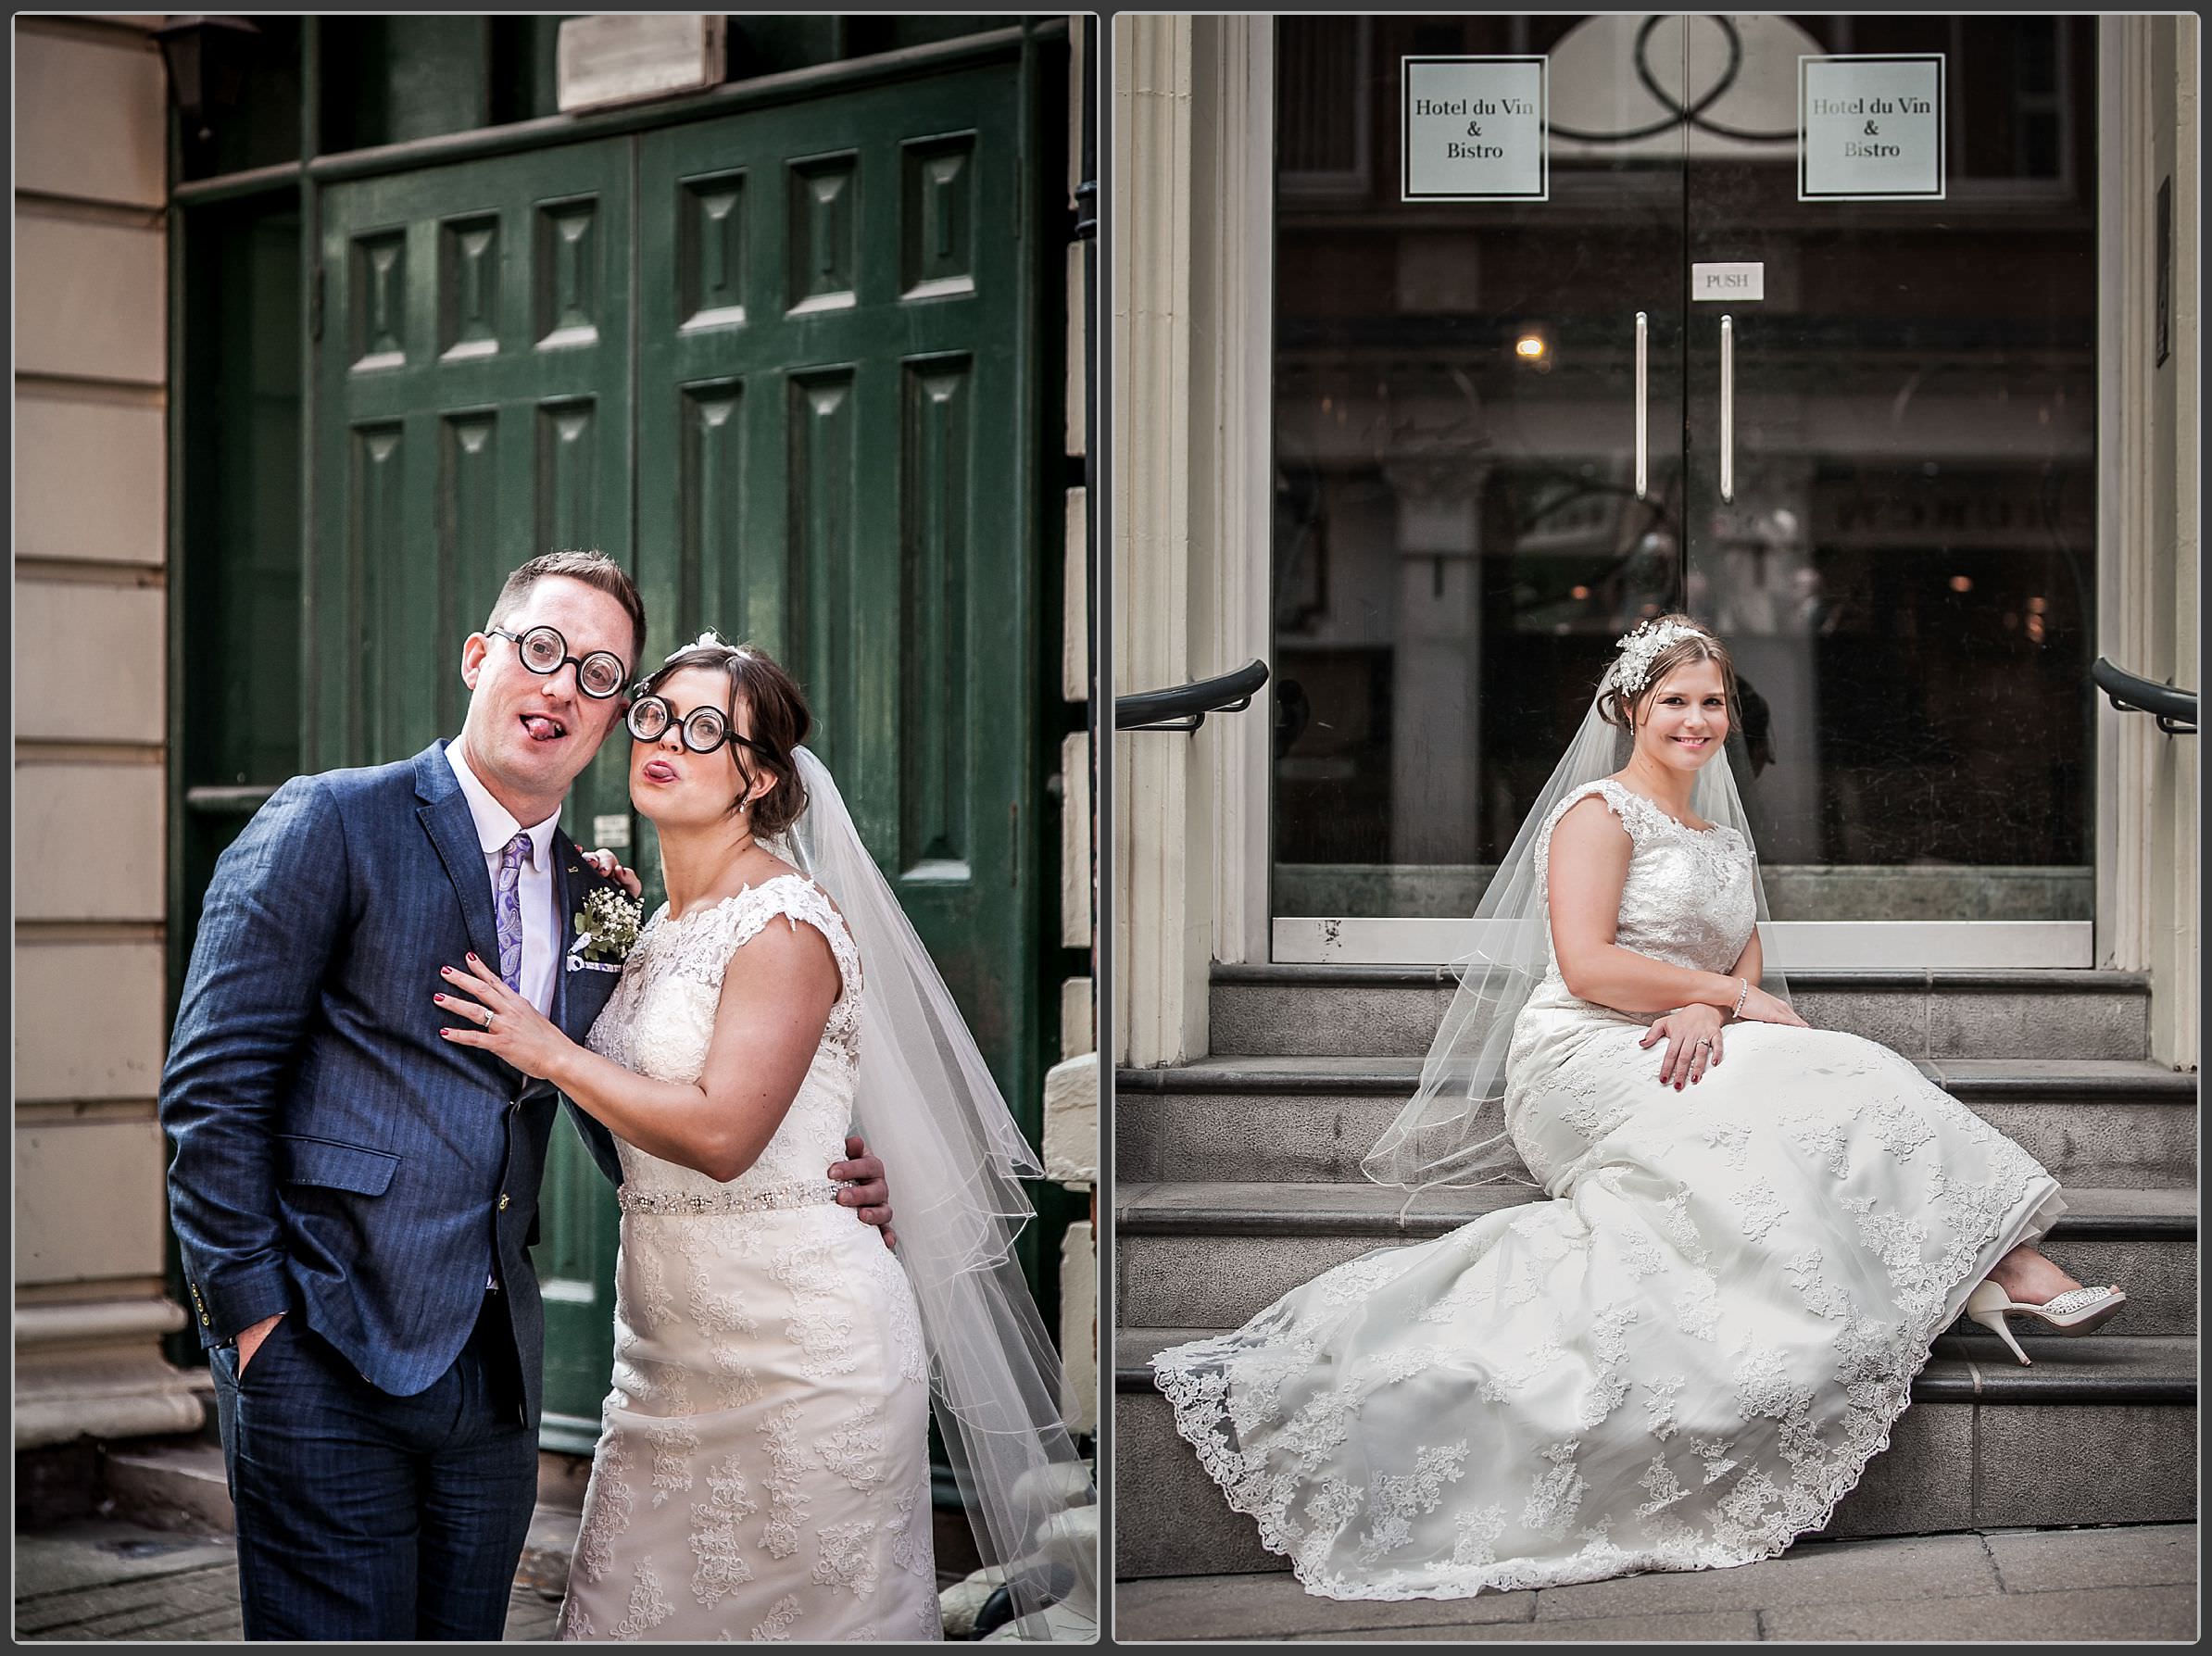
[1634,311,1649,501]
[1719,314,1735,504]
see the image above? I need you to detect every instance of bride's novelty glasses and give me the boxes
[487,626,628,699]
[625,696,775,759]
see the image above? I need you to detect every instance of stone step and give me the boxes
[1117,1057,2198,1189]
[1112,1327,2196,1580]
[1210,967,2154,1061]
[1115,1183,2196,1336]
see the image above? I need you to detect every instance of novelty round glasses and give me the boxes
[487,626,628,699]
[625,696,775,759]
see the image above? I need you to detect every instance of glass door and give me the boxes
[1268,14,2097,967]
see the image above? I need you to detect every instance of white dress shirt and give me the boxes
[443,740,560,1018]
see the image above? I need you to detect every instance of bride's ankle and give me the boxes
[1988,1248,2080,1305]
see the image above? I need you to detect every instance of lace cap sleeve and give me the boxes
[1534,779,1665,894]
[720,876,862,998]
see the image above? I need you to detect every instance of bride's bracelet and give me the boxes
[1732,976,1752,1018]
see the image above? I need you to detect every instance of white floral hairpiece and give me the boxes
[662,629,750,664]
[1606,619,1707,698]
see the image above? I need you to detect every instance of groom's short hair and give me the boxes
[488,550,648,674]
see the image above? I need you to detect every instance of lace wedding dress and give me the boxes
[1151,779,2064,1601]
[557,876,939,1641]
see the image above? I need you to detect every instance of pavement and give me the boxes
[14,1520,564,1641]
[19,1516,2195,1643]
[1113,1524,2199,1642]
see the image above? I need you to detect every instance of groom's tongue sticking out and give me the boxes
[457,572,637,828]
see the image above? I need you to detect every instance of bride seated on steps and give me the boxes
[1151,614,2124,1603]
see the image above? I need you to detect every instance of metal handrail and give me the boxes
[2093,658,2197,735]
[1114,659,1270,734]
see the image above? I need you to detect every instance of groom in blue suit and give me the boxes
[159,553,893,1639]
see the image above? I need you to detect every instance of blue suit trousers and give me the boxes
[207,1294,538,1640]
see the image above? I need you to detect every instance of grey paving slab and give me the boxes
[14,1524,236,1596]
[1983,1523,2198,1594]
[1281,1608,1766,1641]
[1113,1571,1537,1639]
[1529,1532,1999,1621]
[15,1521,564,1642]
[1761,1580,2196,1641]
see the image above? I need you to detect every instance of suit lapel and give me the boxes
[551,830,579,1038]
[417,748,503,973]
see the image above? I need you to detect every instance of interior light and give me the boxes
[2027,595,2047,614]
[1514,334,1547,359]
[1949,575,1973,594]
[1570,584,1590,601]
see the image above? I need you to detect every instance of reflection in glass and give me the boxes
[1270,14,2096,925]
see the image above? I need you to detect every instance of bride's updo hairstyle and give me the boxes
[1598,612,1739,731]
[634,638,812,837]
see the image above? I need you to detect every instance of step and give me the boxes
[1112,1327,2196,1580]
[1115,1183,2196,1336]
[1210,967,2154,1061]
[1117,1057,2198,1189]
[104,1438,587,1596]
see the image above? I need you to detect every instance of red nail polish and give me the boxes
[434,994,445,1003]
[467,953,479,963]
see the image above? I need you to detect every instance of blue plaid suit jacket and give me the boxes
[159,740,628,1427]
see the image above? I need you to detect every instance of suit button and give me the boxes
[498,1193,510,1211]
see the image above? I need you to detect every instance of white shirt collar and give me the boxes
[444,739,559,867]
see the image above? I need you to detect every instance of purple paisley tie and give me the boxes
[495,833,530,991]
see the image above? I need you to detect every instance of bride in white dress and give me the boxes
[1150,616,2127,1602]
[437,636,1092,1640]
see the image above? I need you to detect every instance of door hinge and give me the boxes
[309,263,325,342]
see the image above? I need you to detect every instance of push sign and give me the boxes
[1799,55,1946,201]
[1401,56,1549,202]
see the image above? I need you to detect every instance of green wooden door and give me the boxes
[314,141,636,1444]
[632,64,1043,1134]
[308,57,1049,1446]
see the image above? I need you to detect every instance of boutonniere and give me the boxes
[568,885,642,972]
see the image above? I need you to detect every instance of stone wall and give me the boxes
[15,13,202,1448]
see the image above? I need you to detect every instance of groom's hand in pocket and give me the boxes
[831,1134,896,1249]
[235,1311,283,1375]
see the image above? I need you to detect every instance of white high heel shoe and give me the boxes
[1964,1280,2128,1366]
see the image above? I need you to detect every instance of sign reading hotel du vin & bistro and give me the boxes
[1402,56,1548,203]
[1798,54,1945,201]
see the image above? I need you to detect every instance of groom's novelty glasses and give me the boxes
[625,696,776,759]
[487,626,628,699]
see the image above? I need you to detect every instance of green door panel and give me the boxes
[315,140,635,1441]
[633,63,1040,1134]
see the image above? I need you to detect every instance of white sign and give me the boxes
[1692,262,1765,302]
[589,813,631,850]
[558,15,726,114]
[1799,55,1945,201]
[1401,56,1548,202]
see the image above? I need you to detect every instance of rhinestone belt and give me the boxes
[618,1178,844,1217]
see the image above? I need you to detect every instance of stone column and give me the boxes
[2096,15,2199,1070]
[15,15,202,1449]
[1112,16,1273,1061]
